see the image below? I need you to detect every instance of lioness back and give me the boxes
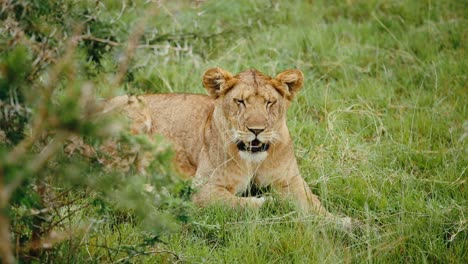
[142,93,214,176]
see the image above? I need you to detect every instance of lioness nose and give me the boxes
[248,128,265,135]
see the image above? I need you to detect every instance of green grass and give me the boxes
[36,0,466,263]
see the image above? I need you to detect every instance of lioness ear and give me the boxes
[202,68,234,99]
[274,69,304,100]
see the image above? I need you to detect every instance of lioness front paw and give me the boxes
[339,216,353,231]
[249,196,267,208]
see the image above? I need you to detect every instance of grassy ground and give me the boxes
[44,0,466,263]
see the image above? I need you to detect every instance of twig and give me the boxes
[3,132,68,202]
[41,203,92,235]
[113,249,182,263]
[0,213,15,264]
[86,243,182,263]
[112,5,160,87]
[79,35,120,46]
[77,35,193,54]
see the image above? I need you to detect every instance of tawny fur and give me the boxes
[100,68,329,214]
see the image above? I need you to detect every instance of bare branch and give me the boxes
[0,213,15,264]
[79,35,120,46]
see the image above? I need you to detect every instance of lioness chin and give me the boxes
[103,68,335,216]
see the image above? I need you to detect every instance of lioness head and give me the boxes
[202,68,304,162]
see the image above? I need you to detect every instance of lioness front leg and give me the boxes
[274,175,330,216]
[272,174,353,229]
[192,184,266,209]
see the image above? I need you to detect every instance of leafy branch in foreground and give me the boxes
[0,1,194,263]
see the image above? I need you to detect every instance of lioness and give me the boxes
[103,68,329,215]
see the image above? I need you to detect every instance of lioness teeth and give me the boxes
[236,140,269,152]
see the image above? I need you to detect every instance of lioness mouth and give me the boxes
[236,139,270,153]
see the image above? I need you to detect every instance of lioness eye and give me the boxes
[235,99,245,106]
[266,100,277,107]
